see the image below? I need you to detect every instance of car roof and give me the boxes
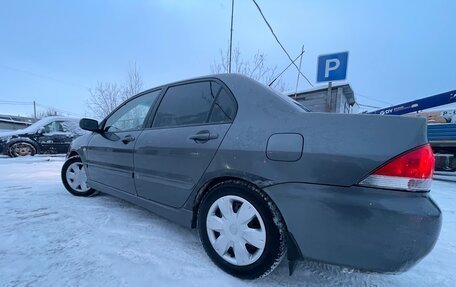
[137,73,303,123]
[41,116,79,121]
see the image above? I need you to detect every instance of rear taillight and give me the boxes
[359,144,435,192]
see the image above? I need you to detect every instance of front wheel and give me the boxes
[197,180,286,279]
[8,142,36,157]
[61,156,96,197]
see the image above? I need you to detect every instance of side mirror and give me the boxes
[37,127,45,134]
[79,118,100,132]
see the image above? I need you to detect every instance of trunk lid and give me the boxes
[294,113,428,187]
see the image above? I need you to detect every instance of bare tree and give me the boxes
[87,63,144,118]
[121,62,144,101]
[36,107,60,119]
[211,47,289,92]
[87,82,122,119]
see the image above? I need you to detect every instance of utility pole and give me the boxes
[228,0,234,73]
[33,101,37,119]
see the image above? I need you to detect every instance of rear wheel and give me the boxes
[61,156,96,197]
[197,180,286,279]
[8,142,36,157]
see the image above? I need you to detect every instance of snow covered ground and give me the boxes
[0,156,455,287]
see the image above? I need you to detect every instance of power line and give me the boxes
[358,103,382,109]
[35,103,83,117]
[0,64,89,90]
[0,100,83,117]
[251,0,313,87]
[356,92,392,106]
[0,100,34,105]
[0,103,33,106]
[269,49,305,87]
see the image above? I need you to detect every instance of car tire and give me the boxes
[61,156,97,197]
[8,142,37,157]
[197,180,286,279]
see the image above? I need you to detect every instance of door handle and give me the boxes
[189,130,219,142]
[121,135,135,144]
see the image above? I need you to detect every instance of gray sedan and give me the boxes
[62,74,441,279]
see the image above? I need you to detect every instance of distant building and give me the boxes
[288,83,358,113]
[0,115,35,131]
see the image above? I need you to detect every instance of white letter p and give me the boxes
[325,58,340,78]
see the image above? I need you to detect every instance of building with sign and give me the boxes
[288,83,358,114]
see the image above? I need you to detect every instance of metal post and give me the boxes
[294,45,305,99]
[327,82,332,112]
[228,0,234,73]
[33,101,37,119]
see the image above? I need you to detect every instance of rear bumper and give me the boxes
[264,183,442,273]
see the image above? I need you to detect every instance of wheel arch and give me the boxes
[191,176,304,275]
[68,150,79,158]
[192,176,303,274]
[191,176,286,230]
[6,138,40,154]
[192,176,241,228]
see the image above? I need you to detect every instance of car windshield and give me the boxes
[7,118,77,134]
[10,117,55,134]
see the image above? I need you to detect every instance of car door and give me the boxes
[59,119,85,146]
[37,120,73,153]
[56,120,79,153]
[134,80,237,208]
[86,90,161,195]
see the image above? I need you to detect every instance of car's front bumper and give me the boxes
[263,182,442,273]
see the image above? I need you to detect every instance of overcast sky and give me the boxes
[1,0,455,117]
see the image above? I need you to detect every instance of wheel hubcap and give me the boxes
[11,143,33,156]
[66,162,90,192]
[206,195,266,266]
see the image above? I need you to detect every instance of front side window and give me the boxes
[153,81,236,128]
[104,90,161,132]
[42,121,65,133]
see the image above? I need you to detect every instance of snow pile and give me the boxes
[0,156,455,286]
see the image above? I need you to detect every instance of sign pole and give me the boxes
[327,81,333,98]
[33,101,37,119]
[327,82,332,112]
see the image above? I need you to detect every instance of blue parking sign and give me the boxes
[317,52,349,82]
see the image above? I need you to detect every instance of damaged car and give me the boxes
[0,116,85,157]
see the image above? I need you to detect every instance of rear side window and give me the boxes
[153,81,235,128]
[209,87,237,123]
